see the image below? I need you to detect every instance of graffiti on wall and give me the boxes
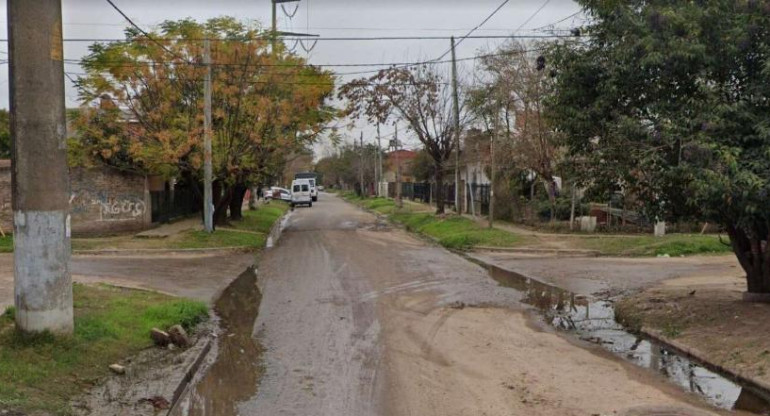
[70,190,146,222]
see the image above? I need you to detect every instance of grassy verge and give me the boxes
[341,195,524,250]
[230,201,289,234]
[0,284,208,414]
[574,234,732,257]
[72,202,289,252]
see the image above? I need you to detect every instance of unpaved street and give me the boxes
[238,193,736,416]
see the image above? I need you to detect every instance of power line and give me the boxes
[0,34,572,43]
[434,0,511,61]
[529,9,584,31]
[103,0,191,64]
[61,45,552,72]
[514,0,554,33]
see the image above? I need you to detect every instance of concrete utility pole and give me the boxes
[203,39,214,233]
[450,36,462,213]
[376,123,382,197]
[394,126,403,208]
[9,0,73,334]
[359,132,365,197]
[489,109,498,229]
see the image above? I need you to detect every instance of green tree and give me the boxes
[71,17,336,224]
[549,1,770,294]
[0,110,10,159]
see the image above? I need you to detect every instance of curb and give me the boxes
[472,246,600,257]
[73,246,256,256]
[640,327,770,402]
[164,210,290,414]
[168,332,216,414]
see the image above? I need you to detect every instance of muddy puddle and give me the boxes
[476,260,770,415]
[169,267,263,416]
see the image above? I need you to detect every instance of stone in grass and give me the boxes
[150,328,171,347]
[167,324,191,348]
[109,364,126,375]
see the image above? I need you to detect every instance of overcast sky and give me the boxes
[0,0,582,153]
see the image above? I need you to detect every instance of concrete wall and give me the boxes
[69,167,151,235]
[0,163,151,236]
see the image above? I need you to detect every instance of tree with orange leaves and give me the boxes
[70,17,336,223]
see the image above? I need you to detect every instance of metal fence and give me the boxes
[151,181,200,223]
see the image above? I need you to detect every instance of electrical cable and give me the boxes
[434,0,511,61]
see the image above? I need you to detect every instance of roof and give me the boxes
[386,149,418,161]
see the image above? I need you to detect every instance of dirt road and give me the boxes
[233,193,737,416]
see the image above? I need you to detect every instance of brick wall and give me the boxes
[0,163,152,236]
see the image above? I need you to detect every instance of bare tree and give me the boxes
[470,42,561,221]
[339,65,460,214]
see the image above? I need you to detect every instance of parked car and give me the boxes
[266,186,291,202]
[290,179,312,208]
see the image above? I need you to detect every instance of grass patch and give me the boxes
[576,234,732,257]
[72,204,291,252]
[71,229,266,251]
[391,212,523,249]
[0,284,208,414]
[231,201,289,234]
[340,194,523,249]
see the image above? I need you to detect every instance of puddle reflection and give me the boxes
[482,262,770,415]
[170,268,262,416]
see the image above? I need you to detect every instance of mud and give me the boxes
[169,267,263,416]
[72,320,216,416]
[169,194,751,416]
[474,259,770,415]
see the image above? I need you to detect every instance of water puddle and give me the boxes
[169,267,263,416]
[477,260,770,415]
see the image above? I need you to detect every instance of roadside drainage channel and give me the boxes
[168,267,263,416]
[169,210,290,415]
[465,256,770,415]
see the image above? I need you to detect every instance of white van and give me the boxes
[308,178,318,202]
[291,179,313,208]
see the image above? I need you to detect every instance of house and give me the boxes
[383,149,418,183]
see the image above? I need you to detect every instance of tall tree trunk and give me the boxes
[229,183,247,221]
[727,223,770,294]
[434,162,445,214]
[213,180,231,226]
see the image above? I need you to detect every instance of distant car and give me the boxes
[266,187,291,202]
[317,185,325,192]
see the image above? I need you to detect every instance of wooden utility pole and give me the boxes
[359,132,365,197]
[203,39,214,233]
[9,0,73,334]
[450,36,462,213]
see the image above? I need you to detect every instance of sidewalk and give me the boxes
[0,251,255,312]
[135,217,201,238]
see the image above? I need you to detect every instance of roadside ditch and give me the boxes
[465,255,770,415]
[167,210,290,415]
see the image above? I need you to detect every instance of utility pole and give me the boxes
[394,126,403,208]
[376,123,382,197]
[9,0,73,334]
[203,39,214,233]
[359,132,365,197]
[450,36,462,213]
[489,108,497,229]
